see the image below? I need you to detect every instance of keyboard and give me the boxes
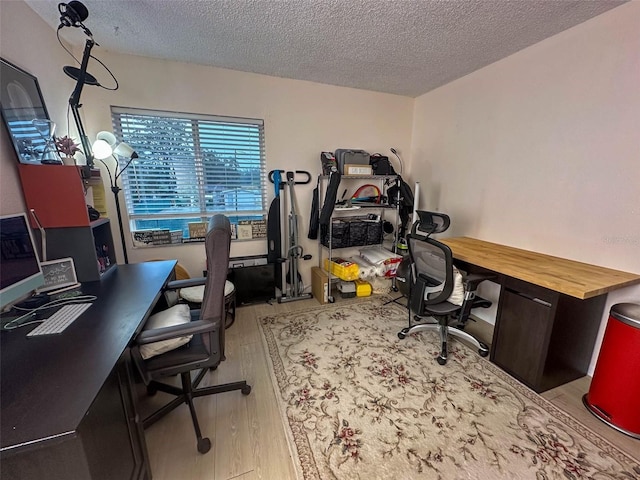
[27,303,93,336]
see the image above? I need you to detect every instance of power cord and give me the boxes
[2,295,97,331]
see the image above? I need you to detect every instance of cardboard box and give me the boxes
[311,266,329,304]
[344,164,373,175]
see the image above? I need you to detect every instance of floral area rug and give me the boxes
[258,297,640,480]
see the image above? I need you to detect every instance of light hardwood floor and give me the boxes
[139,296,639,480]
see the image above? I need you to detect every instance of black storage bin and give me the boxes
[365,221,383,244]
[349,221,368,246]
[321,220,349,248]
[321,218,382,248]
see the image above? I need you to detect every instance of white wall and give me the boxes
[1,0,413,281]
[0,0,77,215]
[84,53,413,277]
[409,2,640,374]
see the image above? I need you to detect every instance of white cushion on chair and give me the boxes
[423,267,464,306]
[447,268,465,306]
[139,304,193,360]
[179,281,235,304]
[180,285,204,303]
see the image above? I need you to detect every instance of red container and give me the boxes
[583,303,640,438]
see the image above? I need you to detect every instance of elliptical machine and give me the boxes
[267,170,313,303]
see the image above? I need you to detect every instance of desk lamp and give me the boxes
[93,131,138,265]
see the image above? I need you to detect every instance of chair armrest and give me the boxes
[165,276,206,291]
[463,273,496,290]
[136,319,218,344]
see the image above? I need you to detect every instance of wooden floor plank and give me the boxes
[542,376,639,462]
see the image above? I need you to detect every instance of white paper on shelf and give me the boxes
[348,255,380,278]
[359,246,400,264]
[359,247,402,276]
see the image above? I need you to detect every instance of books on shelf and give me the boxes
[132,229,183,247]
[188,222,208,240]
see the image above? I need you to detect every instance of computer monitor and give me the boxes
[0,213,45,310]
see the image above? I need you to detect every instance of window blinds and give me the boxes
[110,107,266,225]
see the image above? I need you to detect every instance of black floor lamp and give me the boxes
[93,132,138,264]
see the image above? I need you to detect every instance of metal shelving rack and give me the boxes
[317,174,400,302]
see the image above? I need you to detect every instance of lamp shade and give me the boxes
[114,142,138,159]
[91,131,138,159]
[96,130,117,147]
[92,139,113,160]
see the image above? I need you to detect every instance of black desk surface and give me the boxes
[0,261,176,452]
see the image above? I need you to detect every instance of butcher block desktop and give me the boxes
[441,237,640,392]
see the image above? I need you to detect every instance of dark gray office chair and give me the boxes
[396,211,492,365]
[132,215,251,454]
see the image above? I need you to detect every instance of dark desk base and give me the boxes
[2,351,149,480]
[1,261,176,480]
[458,261,605,393]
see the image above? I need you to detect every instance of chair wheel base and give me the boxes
[437,356,447,365]
[241,385,252,395]
[197,437,211,454]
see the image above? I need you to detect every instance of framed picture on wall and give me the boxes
[0,58,53,164]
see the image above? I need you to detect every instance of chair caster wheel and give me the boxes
[437,356,447,365]
[241,385,252,395]
[328,296,335,303]
[479,344,489,357]
[397,329,408,340]
[197,437,211,454]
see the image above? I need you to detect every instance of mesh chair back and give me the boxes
[407,234,455,313]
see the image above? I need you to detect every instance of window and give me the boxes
[111,107,266,238]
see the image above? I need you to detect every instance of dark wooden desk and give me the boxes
[1,260,176,480]
[441,237,640,393]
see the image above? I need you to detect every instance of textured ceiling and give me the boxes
[25,0,626,98]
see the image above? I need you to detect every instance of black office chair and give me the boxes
[396,211,492,365]
[132,215,251,454]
